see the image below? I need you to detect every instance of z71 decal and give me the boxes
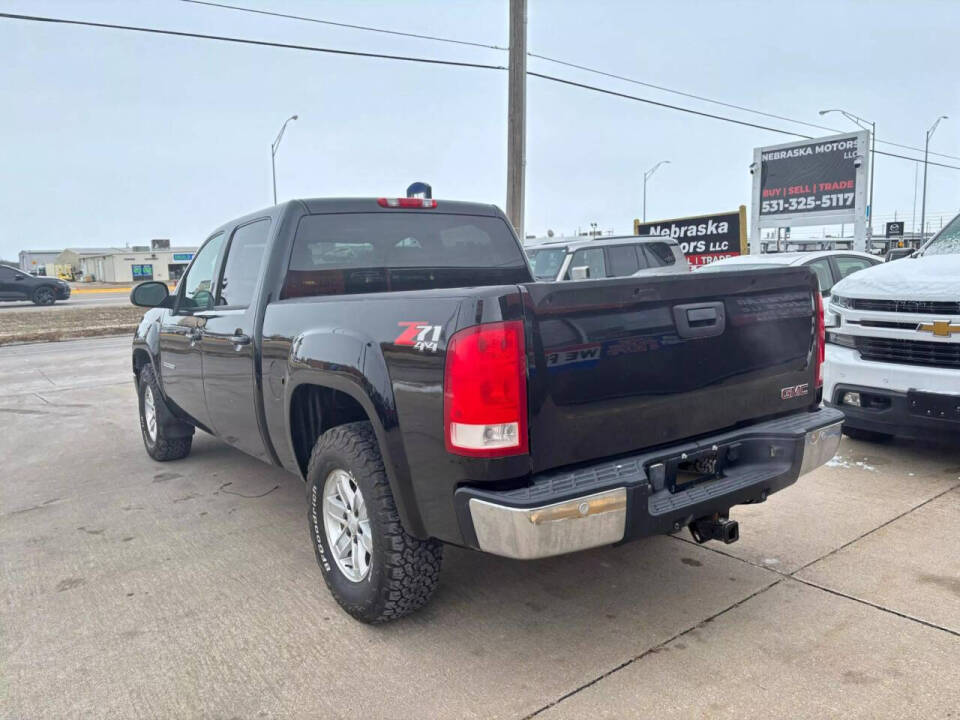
[395,322,443,352]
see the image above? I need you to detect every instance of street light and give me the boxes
[920,115,948,241]
[643,160,670,223]
[271,114,298,205]
[820,108,875,244]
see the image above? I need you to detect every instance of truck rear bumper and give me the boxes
[455,407,843,560]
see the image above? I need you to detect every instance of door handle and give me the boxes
[187,328,203,342]
[230,333,251,347]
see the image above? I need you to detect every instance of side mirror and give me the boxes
[130,281,171,308]
[570,265,591,280]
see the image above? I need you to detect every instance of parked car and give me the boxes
[130,197,841,623]
[697,250,881,296]
[824,213,960,442]
[525,235,688,281]
[0,263,71,305]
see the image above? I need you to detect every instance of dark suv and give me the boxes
[0,264,71,305]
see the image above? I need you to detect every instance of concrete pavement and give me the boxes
[1,337,958,719]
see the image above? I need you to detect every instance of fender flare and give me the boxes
[285,330,426,539]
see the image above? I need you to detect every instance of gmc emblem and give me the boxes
[781,383,809,400]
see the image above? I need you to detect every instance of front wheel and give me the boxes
[138,364,193,461]
[32,287,56,305]
[307,421,442,623]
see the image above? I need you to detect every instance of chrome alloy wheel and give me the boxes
[143,385,158,442]
[322,469,372,582]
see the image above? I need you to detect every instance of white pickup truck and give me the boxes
[824,214,960,442]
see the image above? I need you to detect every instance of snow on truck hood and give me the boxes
[831,254,960,301]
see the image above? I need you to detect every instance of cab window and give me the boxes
[218,219,271,307]
[179,233,225,311]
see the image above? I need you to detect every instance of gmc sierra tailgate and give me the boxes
[522,267,820,473]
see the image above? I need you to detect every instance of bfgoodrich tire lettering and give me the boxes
[307,421,442,623]
[138,364,193,461]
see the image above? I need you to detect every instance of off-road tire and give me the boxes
[138,364,193,461]
[32,287,56,305]
[307,421,442,623]
[842,426,893,443]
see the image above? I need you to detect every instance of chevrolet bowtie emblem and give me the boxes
[917,321,960,337]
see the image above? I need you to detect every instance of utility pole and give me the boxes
[506,0,526,238]
[920,115,948,243]
[819,109,875,246]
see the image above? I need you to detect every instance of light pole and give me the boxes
[920,115,948,241]
[271,114,298,205]
[642,160,670,223]
[820,109,875,244]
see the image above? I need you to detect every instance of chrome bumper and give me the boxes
[798,421,843,477]
[465,416,843,560]
[468,488,627,560]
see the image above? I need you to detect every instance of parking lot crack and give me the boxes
[790,481,960,576]
[522,578,784,719]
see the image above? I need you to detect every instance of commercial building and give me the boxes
[53,248,124,280]
[18,250,61,275]
[76,247,197,283]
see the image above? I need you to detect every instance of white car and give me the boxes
[696,250,881,296]
[823,216,960,442]
[525,236,688,282]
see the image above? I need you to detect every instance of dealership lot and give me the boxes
[2,337,958,719]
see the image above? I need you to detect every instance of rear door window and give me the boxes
[606,245,641,276]
[565,247,605,279]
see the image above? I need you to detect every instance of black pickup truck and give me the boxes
[130,197,842,623]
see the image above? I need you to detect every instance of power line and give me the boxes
[3,11,959,172]
[181,0,960,164]
[528,52,960,163]
[0,11,506,72]
[180,0,507,51]
[529,72,960,171]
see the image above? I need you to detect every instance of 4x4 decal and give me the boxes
[395,322,442,352]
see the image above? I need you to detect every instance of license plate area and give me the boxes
[907,390,960,423]
[665,443,742,493]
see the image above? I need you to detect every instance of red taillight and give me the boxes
[443,320,528,457]
[815,292,825,388]
[377,197,438,208]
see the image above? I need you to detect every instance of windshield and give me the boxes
[526,247,567,280]
[921,214,960,256]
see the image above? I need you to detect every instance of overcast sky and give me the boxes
[1,0,958,259]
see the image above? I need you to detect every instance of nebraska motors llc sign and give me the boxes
[634,206,747,266]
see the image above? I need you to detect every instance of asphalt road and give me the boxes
[2,336,958,719]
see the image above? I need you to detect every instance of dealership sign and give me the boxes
[634,206,747,266]
[751,131,869,252]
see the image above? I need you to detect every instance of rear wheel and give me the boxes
[842,426,893,443]
[138,364,193,461]
[307,421,442,623]
[32,287,56,305]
